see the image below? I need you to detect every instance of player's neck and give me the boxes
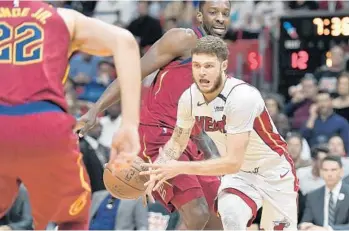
[203,74,227,103]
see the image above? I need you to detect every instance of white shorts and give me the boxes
[217,159,299,230]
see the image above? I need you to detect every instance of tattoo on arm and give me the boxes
[156,126,191,163]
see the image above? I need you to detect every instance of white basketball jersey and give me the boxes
[176,78,291,172]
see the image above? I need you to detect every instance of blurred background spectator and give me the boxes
[0,185,32,230]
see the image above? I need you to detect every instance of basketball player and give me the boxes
[141,36,299,230]
[0,1,142,229]
[77,1,231,229]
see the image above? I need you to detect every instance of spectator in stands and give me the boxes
[333,72,349,121]
[300,90,349,153]
[299,156,349,230]
[77,60,114,103]
[90,191,148,230]
[328,135,347,157]
[315,46,346,93]
[79,121,109,193]
[99,103,122,148]
[286,132,311,169]
[287,0,319,10]
[264,93,290,137]
[297,145,330,195]
[148,201,181,230]
[69,53,101,85]
[127,1,163,54]
[285,74,318,130]
[0,184,32,230]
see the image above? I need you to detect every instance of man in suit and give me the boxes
[344,175,349,185]
[299,155,349,230]
[89,190,148,230]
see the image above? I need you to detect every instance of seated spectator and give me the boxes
[314,46,346,93]
[0,184,32,230]
[286,132,312,169]
[284,74,318,130]
[89,190,148,230]
[80,121,109,193]
[264,94,290,137]
[148,201,181,230]
[69,53,102,85]
[300,90,349,153]
[333,72,349,121]
[77,60,114,103]
[99,103,122,148]
[328,135,347,157]
[297,145,330,195]
[127,1,163,54]
[299,156,349,230]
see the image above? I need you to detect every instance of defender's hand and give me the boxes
[110,124,140,169]
[74,108,98,137]
[140,160,180,191]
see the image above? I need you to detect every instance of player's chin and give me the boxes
[210,30,226,38]
[198,86,213,94]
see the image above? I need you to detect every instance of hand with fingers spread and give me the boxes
[109,123,141,169]
[140,159,181,191]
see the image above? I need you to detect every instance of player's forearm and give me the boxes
[178,157,240,176]
[113,33,141,125]
[94,79,122,113]
[155,139,184,164]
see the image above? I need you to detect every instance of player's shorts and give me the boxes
[215,155,298,230]
[0,101,91,230]
[139,124,220,212]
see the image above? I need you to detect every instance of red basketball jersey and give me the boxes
[140,27,205,129]
[0,1,71,111]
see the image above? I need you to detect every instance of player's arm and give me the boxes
[155,89,195,164]
[191,126,221,159]
[91,28,197,113]
[58,8,141,126]
[172,86,265,176]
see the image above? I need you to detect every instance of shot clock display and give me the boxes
[278,12,349,96]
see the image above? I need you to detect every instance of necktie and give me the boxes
[328,191,336,226]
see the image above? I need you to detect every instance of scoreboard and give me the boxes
[278,11,349,96]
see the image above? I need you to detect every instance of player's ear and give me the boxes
[196,11,203,23]
[221,60,228,71]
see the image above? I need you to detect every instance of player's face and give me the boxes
[320,160,343,188]
[198,1,231,38]
[192,53,227,94]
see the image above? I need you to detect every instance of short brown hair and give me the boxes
[192,36,229,61]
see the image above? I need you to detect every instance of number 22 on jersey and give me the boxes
[0,22,43,65]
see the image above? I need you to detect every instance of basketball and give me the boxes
[103,156,148,199]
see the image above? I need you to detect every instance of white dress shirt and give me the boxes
[324,181,342,227]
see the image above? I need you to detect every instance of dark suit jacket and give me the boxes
[79,138,106,193]
[344,175,349,185]
[301,183,349,230]
[0,185,33,230]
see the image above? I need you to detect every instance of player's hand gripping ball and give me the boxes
[103,156,147,199]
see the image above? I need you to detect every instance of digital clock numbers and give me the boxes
[313,17,349,36]
[277,12,349,97]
